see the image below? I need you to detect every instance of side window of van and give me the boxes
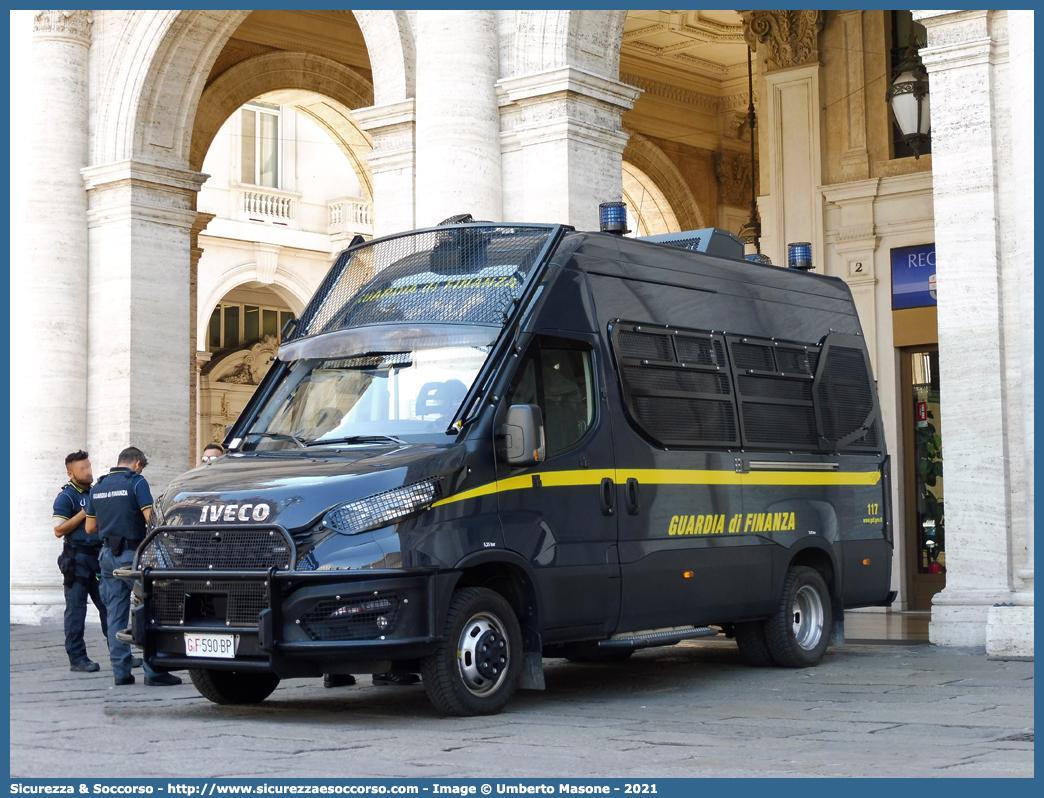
[508,337,595,457]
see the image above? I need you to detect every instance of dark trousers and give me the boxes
[99,546,159,680]
[64,563,109,664]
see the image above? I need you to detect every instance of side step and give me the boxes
[598,625,719,650]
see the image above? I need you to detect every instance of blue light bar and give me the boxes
[599,201,628,235]
[788,242,813,271]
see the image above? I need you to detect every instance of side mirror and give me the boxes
[497,404,545,466]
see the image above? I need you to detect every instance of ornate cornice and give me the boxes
[741,10,823,71]
[619,72,719,113]
[33,10,92,43]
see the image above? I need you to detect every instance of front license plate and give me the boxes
[184,633,237,659]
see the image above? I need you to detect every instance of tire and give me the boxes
[188,669,280,705]
[764,566,832,668]
[421,587,523,716]
[734,621,775,667]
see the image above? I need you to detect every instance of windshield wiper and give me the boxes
[306,435,406,447]
[243,431,306,448]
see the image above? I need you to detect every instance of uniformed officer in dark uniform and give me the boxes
[85,446,182,687]
[52,450,109,672]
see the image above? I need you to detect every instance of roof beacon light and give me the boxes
[599,201,629,236]
[788,242,813,271]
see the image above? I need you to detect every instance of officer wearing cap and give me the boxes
[85,446,182,687]
[53,450,109,672]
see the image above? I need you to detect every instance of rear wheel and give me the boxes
[188,669,280,704]
[421,587,522,716]
[764,566,832,667]
[734,621,775,667]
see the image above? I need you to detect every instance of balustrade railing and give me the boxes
[243,190,295,221]
[328,197,373,237]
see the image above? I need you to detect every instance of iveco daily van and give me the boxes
[121,220,894,716]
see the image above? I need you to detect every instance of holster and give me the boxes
[106,536,126,556]
[57,544,76,588]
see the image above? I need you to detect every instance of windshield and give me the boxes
[242,337,494,450]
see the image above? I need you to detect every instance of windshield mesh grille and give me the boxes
[289,226,555,340]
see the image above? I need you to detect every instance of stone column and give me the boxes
[11,11,93,623]
[82,161,208,499]
[189,212,215,464]
[414,10,502,226]
[742,10,826,270]
[915,11,1032,655]
[354,100,416,238]
[1008,9,1034,601]
[497,68,641,232]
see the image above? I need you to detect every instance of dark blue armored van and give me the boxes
[121,220,894,716]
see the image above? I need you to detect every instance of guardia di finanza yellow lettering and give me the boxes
[668,511,797,536]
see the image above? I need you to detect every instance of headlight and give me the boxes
[322,479,439,536]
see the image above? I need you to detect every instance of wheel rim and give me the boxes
[791,585,825,650]
[457,611,510,696]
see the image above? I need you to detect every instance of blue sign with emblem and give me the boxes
[891,243,937,310]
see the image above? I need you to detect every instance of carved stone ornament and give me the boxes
[714,152,755,208]
[33,10,93,42]
[742,10,823,71]
[214,335,280,386]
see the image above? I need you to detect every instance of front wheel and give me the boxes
[188,669,280,704]
[421,587,522,716]
[764,566,832,667]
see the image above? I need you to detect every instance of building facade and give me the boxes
[13,9,1032,659]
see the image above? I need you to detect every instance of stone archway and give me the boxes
[92,10,414,172]
[191,52,376,200]
[622,162,682,236]
[623,132,704,231]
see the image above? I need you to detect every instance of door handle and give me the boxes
[625,478,640,515]
[600,477,614,516]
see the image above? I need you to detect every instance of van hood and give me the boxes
[156,443,466,531]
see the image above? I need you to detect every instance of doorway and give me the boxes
[901,346,944,610]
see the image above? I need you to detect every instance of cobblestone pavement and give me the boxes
[10,622,1033,778]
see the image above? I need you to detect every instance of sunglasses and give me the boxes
[202,454,220,462]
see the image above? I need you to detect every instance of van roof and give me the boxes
[555,231,853,306]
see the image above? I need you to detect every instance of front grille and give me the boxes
[300,595,400,641]
[141,527,292,628]
[151,579,267,627]
[139,527,293,571]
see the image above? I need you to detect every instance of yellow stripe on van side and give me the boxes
[431,467,879,508]
[618,468,881,487]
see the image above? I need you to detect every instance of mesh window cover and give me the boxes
[612,322,739,448]
[289,226,555,340]
[741,403,819,447]
[727,334,822,451]
[817,345,878,448]
[634,396,738,444]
